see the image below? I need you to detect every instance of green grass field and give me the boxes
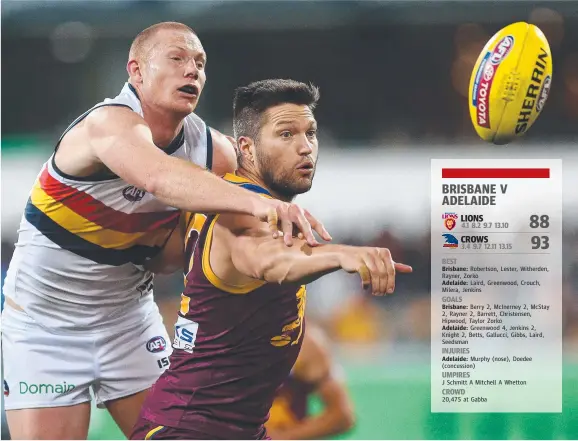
[88,363,578,440]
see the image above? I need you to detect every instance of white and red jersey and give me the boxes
[3,83,212,332]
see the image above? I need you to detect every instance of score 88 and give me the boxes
[529,214,549,250]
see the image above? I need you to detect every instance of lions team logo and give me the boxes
[442,212,458,231]
[443,234,459,248]
[444,218,456,231]
[146,336,167,353]
[122,185,146,202]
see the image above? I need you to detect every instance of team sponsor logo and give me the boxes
[515,47,550,134]
[483,63,495,82]
[146,336,167,353]
[122,185,146,202]
[19,381,75,395]
[536,75,551,112]
[173,316,199,354]
[472,36,514,129]
[443,233,459,248]
[442,212,458,231]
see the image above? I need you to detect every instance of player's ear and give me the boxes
[237,136,255,164]
[127,60,142,84]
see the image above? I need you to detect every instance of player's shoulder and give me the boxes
[216,173,272,236]
[57,104,145,158]
[222,173,272,198]
[83,83,143,127]
[87,104,143,125]
[209,128,238,176]
[82,105,148,138]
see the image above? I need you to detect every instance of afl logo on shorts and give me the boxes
[146,336,167,353]
[3,380,9,397]
[122,185,146,202]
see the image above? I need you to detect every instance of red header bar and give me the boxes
[442,168,550,179]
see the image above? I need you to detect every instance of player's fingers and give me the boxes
[362,254,380,295]
[291,206,318,247]
[267,208,279,239]
[394,263,413,273]
[304,209,332,242]
[357,264,371,290]
[278,206,294,247]
[374,249,389,296]
[364,249,381,295]
[380,249,396,295]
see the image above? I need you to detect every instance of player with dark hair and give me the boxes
[130,78,412,440]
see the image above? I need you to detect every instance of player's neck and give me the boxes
[141,102,184,149]
[236,168,295,203]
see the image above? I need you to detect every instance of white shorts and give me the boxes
[1,303,172,410]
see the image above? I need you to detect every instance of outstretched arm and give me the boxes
[218,213,412,295]
[87,107,259,216]
[84,106,330,247]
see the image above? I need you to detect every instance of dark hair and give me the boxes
[232,79,320,141]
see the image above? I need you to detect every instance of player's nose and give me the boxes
[297,134,314,155]
[184,61,199,80]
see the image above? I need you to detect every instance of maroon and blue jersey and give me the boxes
[139,173,306,439]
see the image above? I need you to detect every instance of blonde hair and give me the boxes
[128,22,196,61]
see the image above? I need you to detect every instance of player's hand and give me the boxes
[338,246,413,295]
[253,198,332,247]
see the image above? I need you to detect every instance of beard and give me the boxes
[256,148,315,201]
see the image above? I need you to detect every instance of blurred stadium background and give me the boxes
[2,0,578,439]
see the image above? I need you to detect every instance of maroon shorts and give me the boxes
[130,417,270,440]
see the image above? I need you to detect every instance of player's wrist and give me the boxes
[230,186,265,217]
[249,194,277,218]
[331,245,350,269]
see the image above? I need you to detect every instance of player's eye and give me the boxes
[306,130,317,137]
[171,57,182,62]
[280,131,292,138]
[196,62,205,69]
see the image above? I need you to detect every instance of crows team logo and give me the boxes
[443,233,459,248]
[442,212,458,231]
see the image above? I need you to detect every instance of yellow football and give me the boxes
[468,22,553,145]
